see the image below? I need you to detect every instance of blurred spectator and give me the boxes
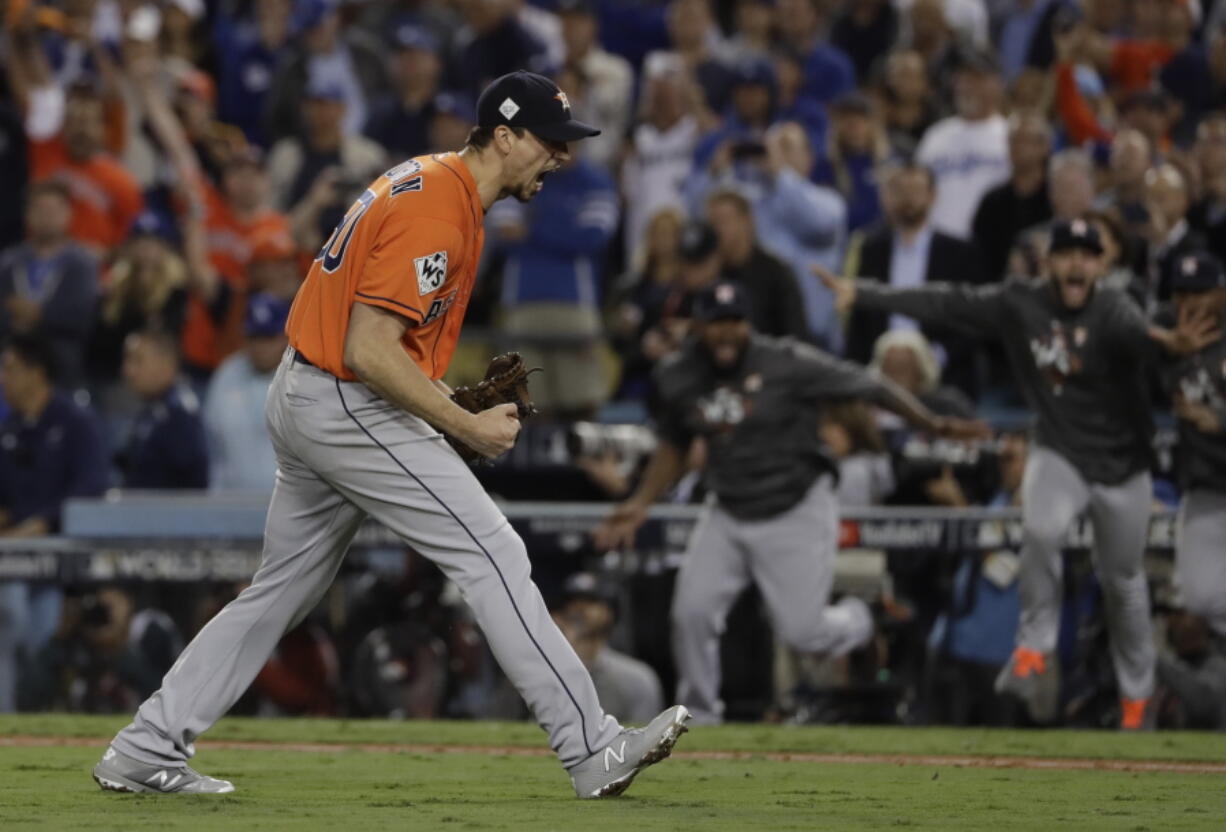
[0,335,107,712]
[706,189,809,340]
[169,67,249,188]
[425,91,476,159]
[488,126,619,417]
[246,226,304,301]
[971,113,1053,282]
[820,400,894,507]
[771,50,829,154]
[215,0,296,147]
[831,0,899,83]
[1158,610,1226,730]
[996,0,1065,82]
[0,181,98,388]
[620,54,704,267]
[552,572,663,724]
[926,431,1027,726]
[1046,148,1097,224]
[162,0,209,66]
[1142,162,1207,307]
[557,0,633,171]
[630,219,722,361]
[264,0,389,142]
[448,0,549,101]
[89,212,225,385]
[724,0,775,64]
[1095,128,1154,240]
[117,329,208,489]
[355,0,462,53]
[1083,209,1139,299]
[898,0,989,51]
[25,81,144,254]
[204,293,289,492]
[902,0,962,104]
[252,617,341,716]
[512,0,566,70]
[757,124,849,346]
[269,78,386,224]
[916,49,1010,240]
[1155,0,1212,142]
[844,161,984,399]
[21,587,182,713]
[693,58,778,171]
[363,24,446,160]
[814,94,891,234]
[1188,120,1226,264]
[0,100,29,251]
[878,49,939,156]
[607,207,686,401]
[659,0,734,112]
[872,329,975,419]
[775,0,855,104]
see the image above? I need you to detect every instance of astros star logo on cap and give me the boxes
[554,91,571,111]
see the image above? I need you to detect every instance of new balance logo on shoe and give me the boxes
[604,741,627,772]
[102,748,116,761]
[147,770,184,790]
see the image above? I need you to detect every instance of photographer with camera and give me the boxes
[593,281,986,724]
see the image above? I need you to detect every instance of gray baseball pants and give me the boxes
[111,352,621,768]
[1176,489,1226,639]
[1017,446,1155,700]
[670,475,873,723]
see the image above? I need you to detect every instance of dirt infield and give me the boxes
[4,734,1225,775]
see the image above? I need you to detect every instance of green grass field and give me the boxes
[2,716,1225,831]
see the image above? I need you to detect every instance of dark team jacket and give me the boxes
[652,334,898,520]
[857,278,1157,484]
[1162,321,1226,494]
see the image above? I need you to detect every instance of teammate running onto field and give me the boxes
[819,218,1219,728]
[593,281,987,724]
[94,72,689,799]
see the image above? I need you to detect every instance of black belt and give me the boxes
[291,349,319,369]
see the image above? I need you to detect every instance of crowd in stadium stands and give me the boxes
[2,0,1226,728]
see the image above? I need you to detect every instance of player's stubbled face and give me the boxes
[507,131,570,203]
[701,319,751,368]
[1048,248,1102,310]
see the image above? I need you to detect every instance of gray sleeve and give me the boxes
[856,279,1009,339]
[787,340,892,403]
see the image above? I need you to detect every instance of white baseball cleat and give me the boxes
[92,746,235,794]
[568,705,691,799]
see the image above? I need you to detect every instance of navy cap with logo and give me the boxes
[1048,218,1103,256]
[476,71,600,143]
[1171,251,1226,294]
[694,282,750,323]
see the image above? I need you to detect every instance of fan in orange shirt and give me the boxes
[29,83,143,253]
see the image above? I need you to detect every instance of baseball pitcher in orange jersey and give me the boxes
[95,72,690,799]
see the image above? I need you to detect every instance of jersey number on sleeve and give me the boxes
[317,189,377,274]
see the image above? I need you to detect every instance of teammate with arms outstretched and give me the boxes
[819,218,1219,728]
[94,72,689,799]
[594,282,988,724]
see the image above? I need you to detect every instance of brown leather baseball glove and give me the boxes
[445,352,540,464]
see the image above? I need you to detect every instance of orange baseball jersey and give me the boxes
[287,153,486,381]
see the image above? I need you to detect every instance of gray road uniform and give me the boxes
[855,278,1158,701]
[1165,325,1226,639]
[655,334,915,722]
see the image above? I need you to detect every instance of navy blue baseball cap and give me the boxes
[476,71,599,143]
[1171,252,1226,294]
[305,74,346,102]
[1049,218,1103,256]
[433,91,476,123]
[245,293,291,338]
[694,282,750,323]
